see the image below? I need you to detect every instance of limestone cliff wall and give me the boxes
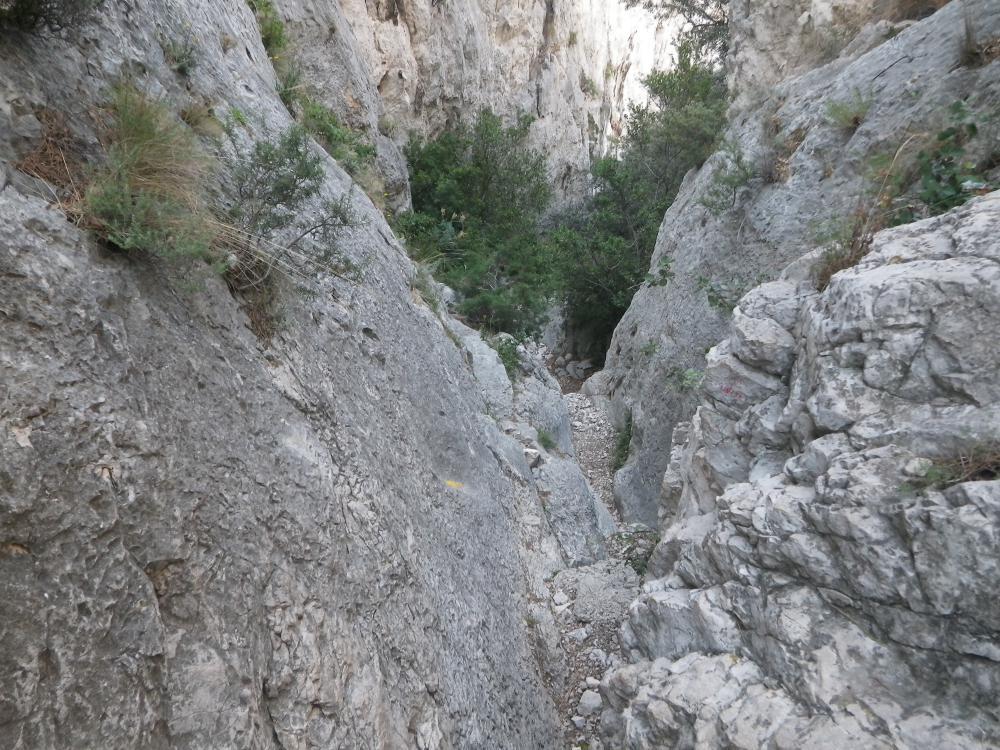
[0,0,615,746]
[595,0,1000,527]
[601,190,1000,748]
[285,0,676,209]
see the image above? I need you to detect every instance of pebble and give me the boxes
[577,689,603,716]
[567,627,589,642]
[553,590,569,606]
[586,676,600,688]
[571,715,586,729]
[589,647,607,664]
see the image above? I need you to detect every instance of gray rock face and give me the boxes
[337,0,677,208]
[597,0,1000,525]
[0,1,594,745]
[601,193,1000,748]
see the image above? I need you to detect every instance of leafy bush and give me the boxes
[222,125,357,286]
[623,0,728,58]
[493,336,522,379]
[84,85,213,262]
[399,110,554,333]
[611,412,633,472]
[553,47,726,355]
[0,0,102,31]
[699,139,755,214]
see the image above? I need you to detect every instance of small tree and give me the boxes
[624,0,728,59]
[0,0,102,32]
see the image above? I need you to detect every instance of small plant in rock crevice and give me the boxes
[904,444,1000,492]
[815,102,996,290]
[611,412,633,472]
[666,366,703,392]
[537,429,557,452]
[161,34,198,77]
[82,85,214,264]
[824,89,873,133]
[959,12,1000,69]
[493,336,522,379]
[699,139,755,215]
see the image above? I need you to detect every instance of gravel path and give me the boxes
[563,391,618,516]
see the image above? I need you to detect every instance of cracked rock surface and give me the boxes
[600,193,1000,748]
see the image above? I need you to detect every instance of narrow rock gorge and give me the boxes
[1,1,998,749]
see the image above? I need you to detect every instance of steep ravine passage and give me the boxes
[542,377,658,749]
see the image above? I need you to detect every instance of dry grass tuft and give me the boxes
[14,108,87,199]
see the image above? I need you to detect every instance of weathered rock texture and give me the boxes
[338,0,676,206]
[600,192,1000,747]
[0,0,622,745]
[595,0,1000,526]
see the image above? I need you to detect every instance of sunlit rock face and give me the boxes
[338,0,678,206]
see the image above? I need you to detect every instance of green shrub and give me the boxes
[493,336,522,379]
[554,46,726,356]
[401,110,554,333]
[623,0,728,58]
[162,36,198,77]
[0,0,101,31]
[301,97,375,175]
[825,89,873,133]
[222,124,358,288]
[611,412,633,472]
[568,31,578,46]
[537,429,557,451]
[84,85,213,262]
[277,62,304,111]
[666,366,703,391]
[699,139,754,215]
[247,0,286,58]
[580,72,599,97]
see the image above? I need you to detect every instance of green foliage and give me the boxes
[492,336,522,379]
[699,139,754,215]
[909,102,992,217]
[398,49,725,351]
[223,124,359,289]
[554,47,726,355]
[666,366,703,391]
[84,85,213,263]
[568,31,578,46]
[623,0,728,58]
[277,63,304,111]
[247,0,286,58]
[228,125,325,236]
[0,0,102,31]
[162,35,198,77]
[399,110,554,333]
[580,72,599,97]
[695,274,756,311]
[824,89,873,132]
[639,340,659,356]
[611,412,633,472]
[816,102,995,289]
[537,429,557,451]
[301,97,376,176]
